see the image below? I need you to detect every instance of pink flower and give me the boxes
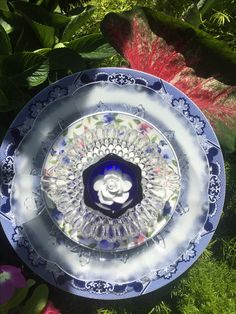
[0,265,27,305]
[138,123,151,134]
[41,301,61,314]
[134,233,146,245]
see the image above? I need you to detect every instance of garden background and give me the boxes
[0,0,235,313]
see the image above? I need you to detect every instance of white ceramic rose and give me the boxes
[93,171,132,205]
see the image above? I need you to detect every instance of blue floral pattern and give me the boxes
[103,112,115,124]
[157,264,177,279]
[108,73,136,85]
[172,97,189,112]
[181,243,196,261]
[72,279,144,295]
[208,175,221,203]
[172,97,206,135]
[29,101,47,118]
[18,117,35,136]
[12,227,46,267]
[0,156,14,185]
[47,86,68,102]
[85,281,114,294]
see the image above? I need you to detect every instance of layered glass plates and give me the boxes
[0,68,225,299]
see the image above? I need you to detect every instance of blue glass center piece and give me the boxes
[83,154,143,218]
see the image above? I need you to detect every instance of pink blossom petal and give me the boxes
[1,266,27,289]
[41,301,61,314]
[10,271,27,288]
[0,265,26,305]
[0,281,15,305]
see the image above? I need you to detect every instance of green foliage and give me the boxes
[0,279,36,313]
[0,0,116,114]
[0,24,12,54]
[48,47,86,71]
[97,309,119,314]
[147,302,171,314]
[210,9,232,26]
[172,253,236,314]
[215,120,236,153]
[61,5,95,41]
[21,283,49,314]
[200,1,236,51]
[0,0,9,12]
[1,52,49,87]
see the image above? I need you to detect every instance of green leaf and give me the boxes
[30,20,55,48]
[215,120,236,153]
[151,135,158,142]
[34,48,52,56]
[172,160,178,167]
[62,6,95,42]
[183,0,218,27]
[0,0,9,12]
[1,52,49,87]
[14,26,42,52]
[22,284,49,314]
[0,24,11,54]
[0,279,35,313]
[75,123,83,128]
[115,118,123,123]
[12,1,70,28]
[197,0,218,16]
[0,76,29,111]
[67,6,86,16]
[66,33,105,52]
[182,3,201,28]
[11,1,58,47]
[66,33,117,60]
[40,0,59,13]
[0,9,24,34]
[80,43,116,60]
[49,47,86,72]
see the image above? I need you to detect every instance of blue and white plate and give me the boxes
[0,68,225,299]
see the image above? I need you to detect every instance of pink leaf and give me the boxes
[101,9,236,151]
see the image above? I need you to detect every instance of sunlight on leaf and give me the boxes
[62,6,95,41]
[0,24,11,54]
[1,52,49,87]
[210,10,232,26]
[12,1,70,28]
[0,0,8,12]
[22,284,49,314]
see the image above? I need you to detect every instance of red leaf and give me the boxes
[101,8,236,148]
